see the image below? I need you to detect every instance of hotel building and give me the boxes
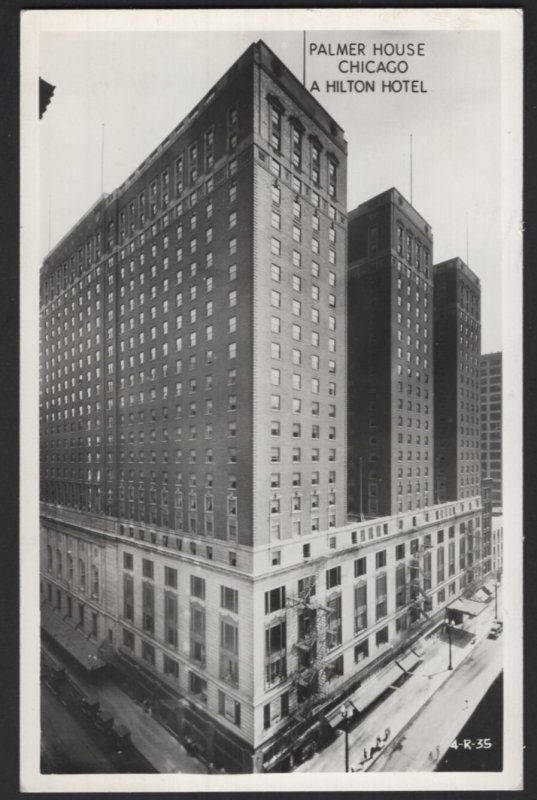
[433,258,481,503]
[40,41,484,773]
[347,189,435,518]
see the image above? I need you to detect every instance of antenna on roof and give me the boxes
[410,133,413,205]
[303,31,307,86]
[100,123,105,196]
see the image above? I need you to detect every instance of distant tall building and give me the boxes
[347,188,435,518]
[480,352,502,507]
[433,258,481,502]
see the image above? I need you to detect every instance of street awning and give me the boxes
[446,597,486,618]
[394,649,421,674]
[473,580,494,602]
[324,701,352,726]
[348,662,402,714]
[41,605,106,671]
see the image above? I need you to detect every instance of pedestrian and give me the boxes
[363,748,368,761]
[376,735,382,747]
[384,728,390,741]
[429,751,434,762]
[436,745,440,760]
[370,747,375,759]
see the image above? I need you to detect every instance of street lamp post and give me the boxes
[341,703,351,772]
[446,620,454,670]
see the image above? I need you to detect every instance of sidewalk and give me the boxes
[370,635,502,771]
[295,594,498,773]
[42,642,206,774]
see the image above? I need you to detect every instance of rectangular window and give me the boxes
[395,563,407,609]
[221,586,239,614]
[218,690,241,727]
[354,639,369,664]
[270,104,282,151]
[326,566,341,589]
[163,654,179,681]
[328,159,337,199]
[265,586,286,614]
[164,591,178,647]
[291,126,302,170]
[376,550,387,569]
[376,626,389,647]
[190,574,205,600]
[354,556,366,577]
[219,618,239,687]
[123,573,134,620]
[265,618,286,686]
[190,604,206,666]
[326,654,344,682]
[311,141,321,184]
[142,559,154,579]
[437,547,445,583]
[376,573,388,620]
[189,671,207,702]
[271,237,281,256]
[142,582,155,634]
[142,640,155,665]
[354,583,367,632]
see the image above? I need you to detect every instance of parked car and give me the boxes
[488,622,503,639]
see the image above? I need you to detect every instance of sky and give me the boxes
[40,27,502,352]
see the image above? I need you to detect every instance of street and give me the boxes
[369,635,502,771]
[296,590,502,773]
[42,640,205,774]
[41,681,116,774]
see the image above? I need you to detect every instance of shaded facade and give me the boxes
[480,352,502,508]
[347,189,434,518]
[433,258,481,503]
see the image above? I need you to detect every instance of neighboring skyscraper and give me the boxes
[433,257,481,503]
[480,352,502,507]
[40,40,348,772]
[347,188,435,518]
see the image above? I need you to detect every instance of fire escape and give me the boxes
[461,518,486,596]
[406,543,433,625]
[286,559,333,722]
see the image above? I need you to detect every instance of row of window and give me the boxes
[267,98,339,200]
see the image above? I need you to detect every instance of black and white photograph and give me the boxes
[20,8,523,792]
